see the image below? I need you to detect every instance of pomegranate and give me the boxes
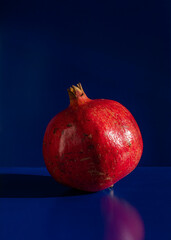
[43,83,143,192]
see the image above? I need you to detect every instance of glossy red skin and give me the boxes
[43,99,143,192]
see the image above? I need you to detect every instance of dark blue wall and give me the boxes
[0,0,170,167]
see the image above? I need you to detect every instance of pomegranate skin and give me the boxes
[43,84,143,192]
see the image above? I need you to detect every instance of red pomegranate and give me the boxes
[43,83,143,192]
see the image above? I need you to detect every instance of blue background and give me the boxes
[0,2,171,240]
[0,0,170,167]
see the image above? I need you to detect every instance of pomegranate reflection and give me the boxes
[101,190,144,240]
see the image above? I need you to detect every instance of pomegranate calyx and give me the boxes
[67,83,90,106]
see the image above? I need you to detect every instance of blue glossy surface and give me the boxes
[0,167,170,240]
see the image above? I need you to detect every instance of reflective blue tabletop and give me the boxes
[0,167,170,240]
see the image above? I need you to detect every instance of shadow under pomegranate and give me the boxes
[0,174,90,198]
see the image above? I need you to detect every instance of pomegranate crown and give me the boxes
[67,83,90,106]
